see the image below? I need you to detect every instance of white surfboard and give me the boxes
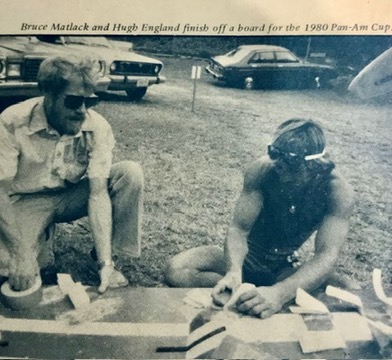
[348,47,392,99]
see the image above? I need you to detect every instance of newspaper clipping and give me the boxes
[0,0,391,358]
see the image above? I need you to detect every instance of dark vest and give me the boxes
[247,168,332,261]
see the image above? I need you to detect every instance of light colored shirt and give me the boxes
[0,97,115,195]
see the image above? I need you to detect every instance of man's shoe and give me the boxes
[109,268,129,288]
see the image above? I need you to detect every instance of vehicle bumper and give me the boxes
[96,77,111,92]
[205,65,225,80]
[0,81,40,97]
[0,77,110,98]
[108,75,166,90]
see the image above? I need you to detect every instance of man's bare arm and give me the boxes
[88,178,113,293]
[225,190,263,274]
[273,175,354,302]
[212,160,266,303]
[225,160,266,273]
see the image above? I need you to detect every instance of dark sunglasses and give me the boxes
[268,145,325,166]
[63,95,100,110]
[267,145,303,166]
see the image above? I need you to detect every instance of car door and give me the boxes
[274,50,309,88]
[246,51,277,88]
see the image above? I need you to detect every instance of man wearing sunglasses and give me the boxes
[166,119,354,318]
[0,55,143,294]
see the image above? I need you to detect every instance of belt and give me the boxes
[255,248,301,266]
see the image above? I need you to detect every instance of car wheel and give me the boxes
[314,75,333,89]
[126,87,147,101]
[314,76,322,89]
[243,77,254,90]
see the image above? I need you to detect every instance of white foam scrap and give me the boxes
[372,268,392,306]
[295,288,329,314]
[326,285,363,311]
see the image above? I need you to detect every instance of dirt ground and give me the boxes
[42,56,391,291]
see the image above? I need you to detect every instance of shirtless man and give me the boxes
[165,119,354,318]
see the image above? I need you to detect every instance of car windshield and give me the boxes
[224,47,251,61]
[275,51,299,63]
[0,36,31,46]
[63,36,112,48]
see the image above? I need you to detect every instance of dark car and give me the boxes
[0,36,110,99]
[37,36,166,101]
[206,45,339,90]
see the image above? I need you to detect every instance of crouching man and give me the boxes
[0,55,143,293]
[165,119,354,318]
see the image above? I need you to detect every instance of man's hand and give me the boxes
[8,255,39,291]
[98,264,114,294]
[236,286,284,318]
[212,271,242,306]
[98,264,129,294]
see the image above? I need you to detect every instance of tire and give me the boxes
[314,76,322,89]
[243,77,254,90]
[126,87,147,101]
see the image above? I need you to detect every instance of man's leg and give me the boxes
[52,181,90,223]
[108,161,144,259]
[53,180,129,288]
[0,201,15,274]
[11,193,57,269]
[0,187,89,281]
[54,161,143,259]
[165,245,226,287]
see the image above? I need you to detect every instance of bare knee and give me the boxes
[165,245,225,287]
[165,254,192,287]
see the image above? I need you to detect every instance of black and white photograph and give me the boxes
[0,0,391,358]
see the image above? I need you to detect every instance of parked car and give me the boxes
[37,36,166,100]
[0,36,110,99]
[205,45,339,90]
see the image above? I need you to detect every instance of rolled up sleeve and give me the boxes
[86,121,115,179]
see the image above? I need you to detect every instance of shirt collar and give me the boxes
[28,97,50,134]
[28,97,95,136]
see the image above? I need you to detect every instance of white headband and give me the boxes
[304,148,326,161]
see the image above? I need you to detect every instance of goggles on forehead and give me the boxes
[63,94,100,110]
[267,144,325,165]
